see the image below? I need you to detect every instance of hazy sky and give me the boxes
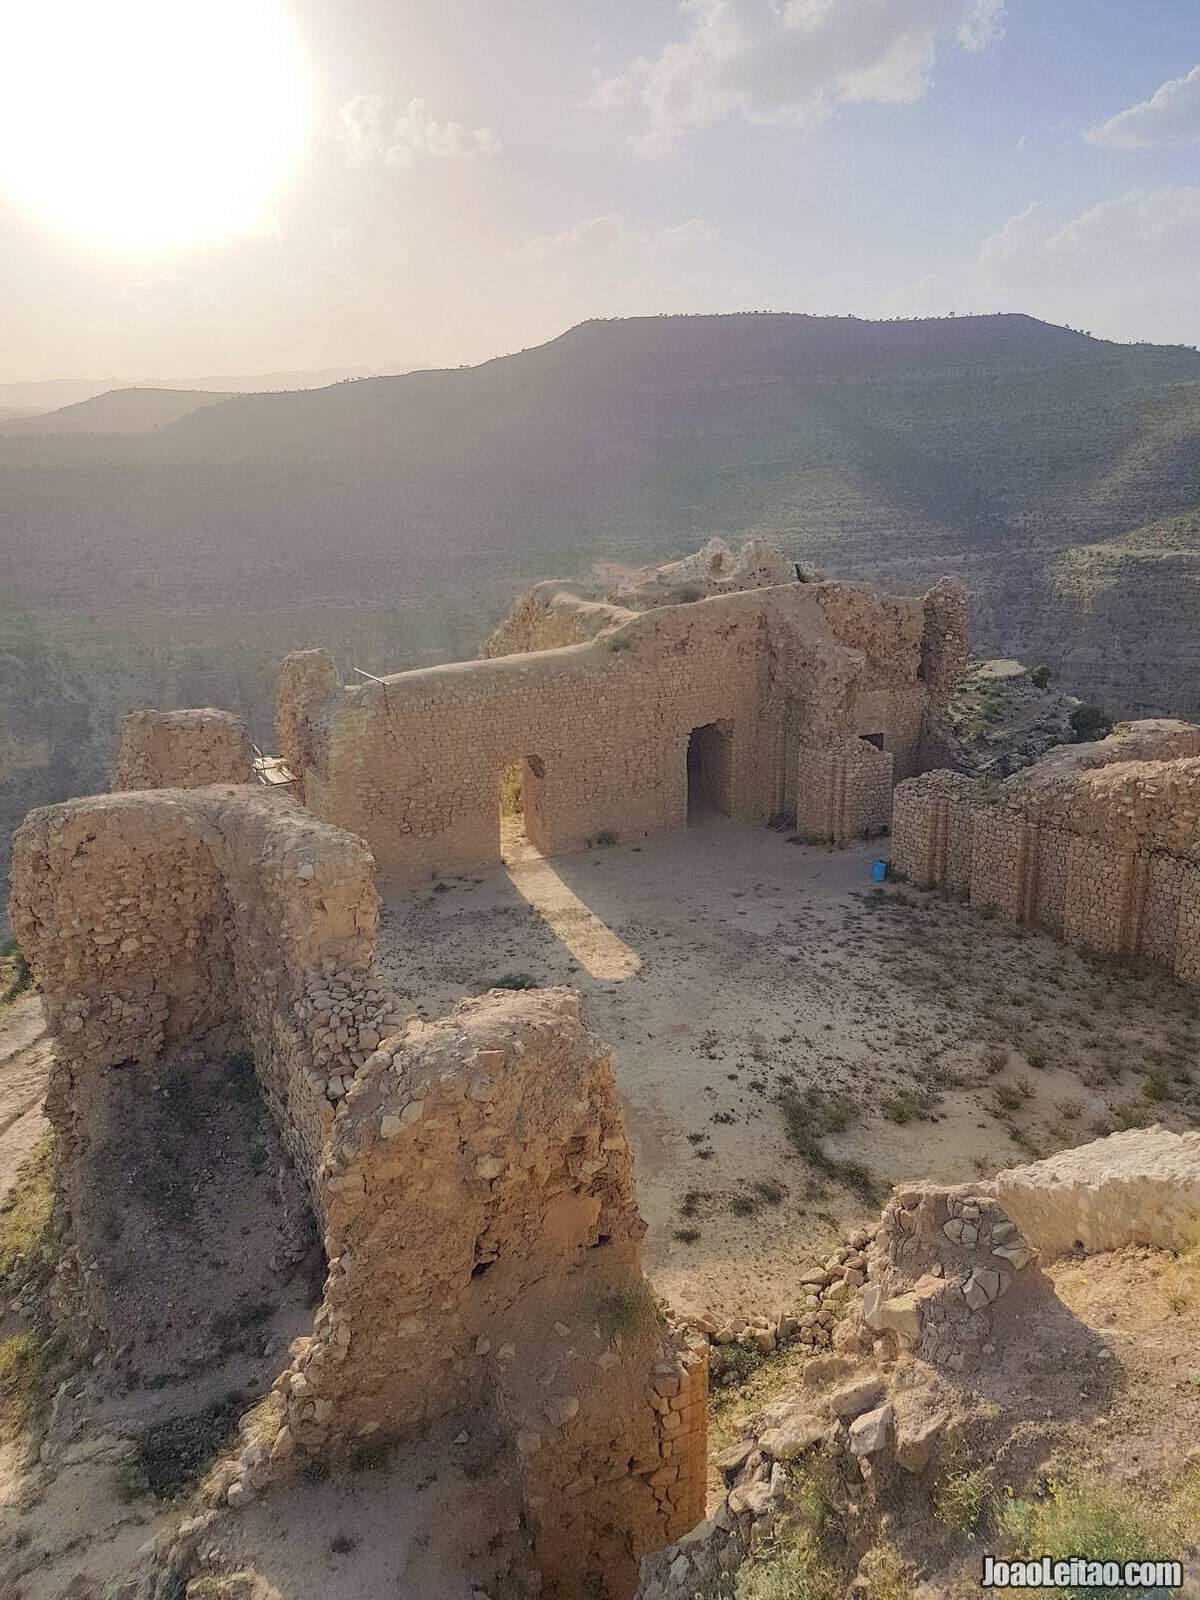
[1,0,1198,382]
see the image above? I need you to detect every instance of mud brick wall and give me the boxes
[796,739,894,844]
[113,708,254,790]
[279,578,967,883]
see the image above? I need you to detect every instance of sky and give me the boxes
[0,0,1197,383]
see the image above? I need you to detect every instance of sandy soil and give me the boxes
[377,819,1200,1325]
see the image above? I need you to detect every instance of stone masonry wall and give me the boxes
[277,988,708,1598]
[113,708,254,790]
[890,735,1200,985]
[9,789,707,1599]
[795,738,894,844]
[279,578,967,883]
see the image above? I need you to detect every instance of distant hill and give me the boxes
[0,387,234,437]
[2,310,1200,911]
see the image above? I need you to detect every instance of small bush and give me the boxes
[1029,664,1051,689]
[1069,703,1114,744]
[595,830,619,848]
[934,1463,992,1537]
[673,1228,701,1245]
[491,973,538,991]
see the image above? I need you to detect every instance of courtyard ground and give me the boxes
[377,819,1200,1326]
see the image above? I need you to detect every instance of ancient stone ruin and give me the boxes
[112,707,255,791]
[277,572,968,880]
[640,1125,1200,1600]
[10,784,706,1598]
[892,718,1200,983]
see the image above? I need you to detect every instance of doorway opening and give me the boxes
[499,755,546,861]
[687,722,733,821]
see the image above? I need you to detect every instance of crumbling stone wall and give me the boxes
[796,738,894,844]
[276,989,708,1596]
[113,708,254,790]
[483,582,637,658]
[9,788,707,1599]
[279,577,967,882]
[890,730,1200,984]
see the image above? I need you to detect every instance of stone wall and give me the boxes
[279,577,967,883]
[890,733,1200,985]
[795,738,894,844]
[112,708,254,790]
[9,787,707,1599]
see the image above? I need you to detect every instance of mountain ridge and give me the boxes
[2,310,1199,910]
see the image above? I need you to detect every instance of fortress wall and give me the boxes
[10,787,384,1207]
[113,708,254,790]
[890,771,986,890]
[891,749,1200,985]
[9,791,708,1598]
[795,738,894,844]
[279,580,965,882]
[1033,826,1070,934]
[1142,856,1187,966]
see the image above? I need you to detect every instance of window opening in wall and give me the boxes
[687,722,733,821]
[861,732,886,750]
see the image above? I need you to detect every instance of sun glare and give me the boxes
[0,0,315,256]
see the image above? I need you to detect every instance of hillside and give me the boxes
[2,311,1200,903]
[0,386,235,437]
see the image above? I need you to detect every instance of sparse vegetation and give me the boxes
[934,1461,992,1537]
[1000,1467,1200,1595]
[0,938,32,1006]
[0,1132,58,1292]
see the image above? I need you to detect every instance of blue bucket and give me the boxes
[871,859,888,883]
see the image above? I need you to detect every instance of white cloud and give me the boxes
[884,187,1200,346]
[584,0,1005,156]
[335,94,501,169]
[1086,63,1200,150]
[972,189,1200,344]
[508,212,719,265]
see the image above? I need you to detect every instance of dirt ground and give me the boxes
[377,818,1200,1325]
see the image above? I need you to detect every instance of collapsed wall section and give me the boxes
[9,786,707,1599]
[113,708,254,790]
[284,988,707,1597]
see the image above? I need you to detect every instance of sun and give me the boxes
[0,0,315,256]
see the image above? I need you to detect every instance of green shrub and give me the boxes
[999,1468,1200,1597]
[491,973,538,991]
[1069,704,1114,743]
[1029,664,1051,689]
[934,1463,992,1537]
